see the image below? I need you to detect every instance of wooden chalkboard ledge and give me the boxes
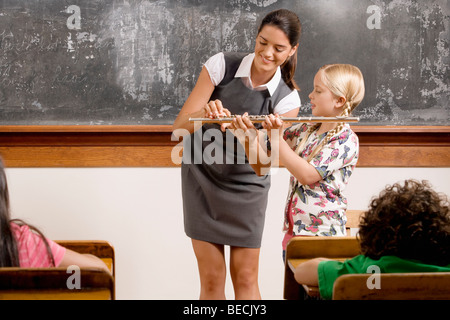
[0,125,174,133]
[352,126,450,133]
[0,125,449,168]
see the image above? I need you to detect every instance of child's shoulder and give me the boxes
[9,222,40,253]
[10,221,30,239]
[329,124,359,144]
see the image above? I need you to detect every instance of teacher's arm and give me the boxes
[173,66,229,134]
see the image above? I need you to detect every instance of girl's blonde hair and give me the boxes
[295,64,365,161]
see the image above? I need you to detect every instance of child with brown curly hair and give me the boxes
[294,179,450,300]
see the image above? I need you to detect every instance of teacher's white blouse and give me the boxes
[204,52,301,115]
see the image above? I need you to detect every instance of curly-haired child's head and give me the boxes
[358,179,450,266]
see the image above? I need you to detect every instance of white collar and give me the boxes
[234,53,282,96]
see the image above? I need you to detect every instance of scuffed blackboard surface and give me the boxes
[0,0,448,125]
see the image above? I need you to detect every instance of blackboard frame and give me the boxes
[1,0,449,166]
[0,0,448,126]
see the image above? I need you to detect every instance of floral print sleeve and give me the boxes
[311,126,359,182]
[283,123,308,149]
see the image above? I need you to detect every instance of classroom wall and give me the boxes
[5,167,450,300]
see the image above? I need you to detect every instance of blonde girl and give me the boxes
[230,64,365,255]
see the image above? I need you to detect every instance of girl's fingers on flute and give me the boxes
[242,112,258,130]
[230,117,240,130]
[263,116,272,129]
[221,123,231,132]
[242,115,255,129]
[274,117,283,128]
[262,121,270,130]
[270,114,279,125]
[236,115,248,131]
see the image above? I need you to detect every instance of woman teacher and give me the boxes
[173,9,302,300]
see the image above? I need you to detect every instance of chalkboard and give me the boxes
[0,0,448,125]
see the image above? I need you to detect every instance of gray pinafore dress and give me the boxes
[181,52,292,248]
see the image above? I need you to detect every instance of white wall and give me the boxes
[5,167,450,300]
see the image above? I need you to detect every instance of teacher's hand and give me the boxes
[203,99,231,119]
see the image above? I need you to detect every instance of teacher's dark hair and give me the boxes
[258,9,301,90]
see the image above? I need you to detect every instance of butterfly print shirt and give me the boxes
[282,123,359,240]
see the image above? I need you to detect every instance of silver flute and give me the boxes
[189,115,360,123]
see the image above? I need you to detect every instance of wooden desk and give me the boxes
[283,236,360,300]
[0,267,114,300]
[283,211,364,299]
[287,258,349,298]
[0,240,115,300]
[56,240,115,277]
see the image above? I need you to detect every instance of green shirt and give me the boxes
[318,255,450,300]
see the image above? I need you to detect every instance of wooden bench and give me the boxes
[333,272,450,300]
[0,240,115,300]
[283,210,364,300]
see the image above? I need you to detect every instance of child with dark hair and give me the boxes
[294,179,450,300]
[0,156,110,272]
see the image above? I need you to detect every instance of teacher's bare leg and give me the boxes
[192,239,227,300]
[230,246,261,300]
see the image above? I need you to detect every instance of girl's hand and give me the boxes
[203,99,231,119]
[228,112,258,144]
[229,112,255,131]
[262,114,284,140]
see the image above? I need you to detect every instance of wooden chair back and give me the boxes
[0,240,115,300]
[345,210,364,236]
[333,272,450,300]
